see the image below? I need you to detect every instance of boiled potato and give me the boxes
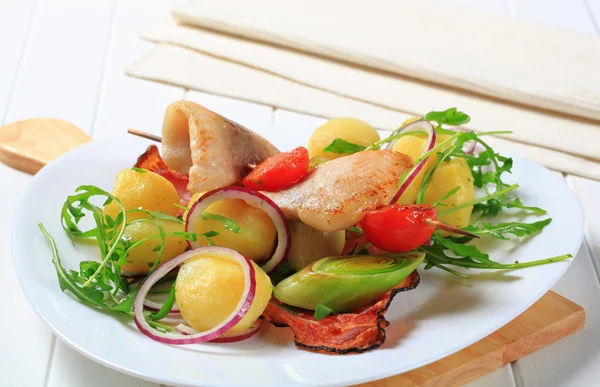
[424,157,474,228]
[287,220,345,271]
[176,253,272,332]
[402,117,420,126]
[104,169,180,220]
[189,199,276,262]
[121,219,187,274]
[308,118,380,160]
[392,134,451,204]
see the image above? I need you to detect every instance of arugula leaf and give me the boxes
[346,226,364,234]
[437,184,519,217]
[463,219,552,240]
[433,234,491,263]
[201,212,241,234]
[472,195,547,219]
[505,197,547,214]
[128,209,184,223]
[323,139,366,155]
[314,303,336,321]
[424,108,471,126]
[421,234,571,278]
[150,280,177,321]
[432,186,461,207]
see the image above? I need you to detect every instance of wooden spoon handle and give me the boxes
[0,118,91,174]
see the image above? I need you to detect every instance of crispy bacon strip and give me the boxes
[263,271,420,354]
[134,145,193,207]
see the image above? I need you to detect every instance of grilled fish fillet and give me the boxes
[161,100,279,193]
[265,150,412,232]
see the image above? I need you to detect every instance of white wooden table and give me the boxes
[2,1,600,386]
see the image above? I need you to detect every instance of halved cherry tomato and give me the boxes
[361,205,437,253]
[242,146,310,192]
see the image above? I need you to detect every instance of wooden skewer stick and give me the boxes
[127,128,162,143]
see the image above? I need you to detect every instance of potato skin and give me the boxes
[189,199,277,262]
[104,169,180,220]
[308,118,380,160]
[121,219,187,274]
[176,254,272,332]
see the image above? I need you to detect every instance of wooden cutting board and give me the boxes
[356,290,584,387]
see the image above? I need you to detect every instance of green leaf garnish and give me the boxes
[314,303,336,321]
[268,260,296,285]
[128,209,184,223]
[323,139,366,154]
[201,212,242,234]
[463,219,552,240]
[131,167,147,173]
[150,280,177,321]
[421,234,571,277]
[424,108,471,126]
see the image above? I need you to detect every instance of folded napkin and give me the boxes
[126,0,600,180]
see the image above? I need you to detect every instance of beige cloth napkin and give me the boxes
[171,0,600,122]
[126,0,600,179]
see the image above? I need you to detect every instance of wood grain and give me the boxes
[354,291,584,387]
[0,118,90,174]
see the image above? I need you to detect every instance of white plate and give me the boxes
[13,134,584,387]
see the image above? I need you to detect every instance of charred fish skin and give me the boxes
[161,100,279,193]
[265,150,412,232]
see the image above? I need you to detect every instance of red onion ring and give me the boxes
[133,246,256,344]
[389,120,436,203]
[143,299,181,314]
[185,186,290,273]
[175,320,263,343]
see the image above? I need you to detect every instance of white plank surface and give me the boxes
[586,0,600,33]
[568,176,600,269]
[0,165,54,387]
[466,366,516,387]
[92,0,184,140]
[3,0,600,386]
[47,341,159,387]
[4,0,117,133]
[506,0,598,34]
[0,0,40,124]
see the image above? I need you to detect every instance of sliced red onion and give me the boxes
[133,246,256,345]
[389,120,436,203]
[185,186,290,273]
[143,299,181,314]
[175,320,263,343]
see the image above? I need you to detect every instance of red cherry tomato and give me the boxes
[242,146,310,192]
[361,205,437,253]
